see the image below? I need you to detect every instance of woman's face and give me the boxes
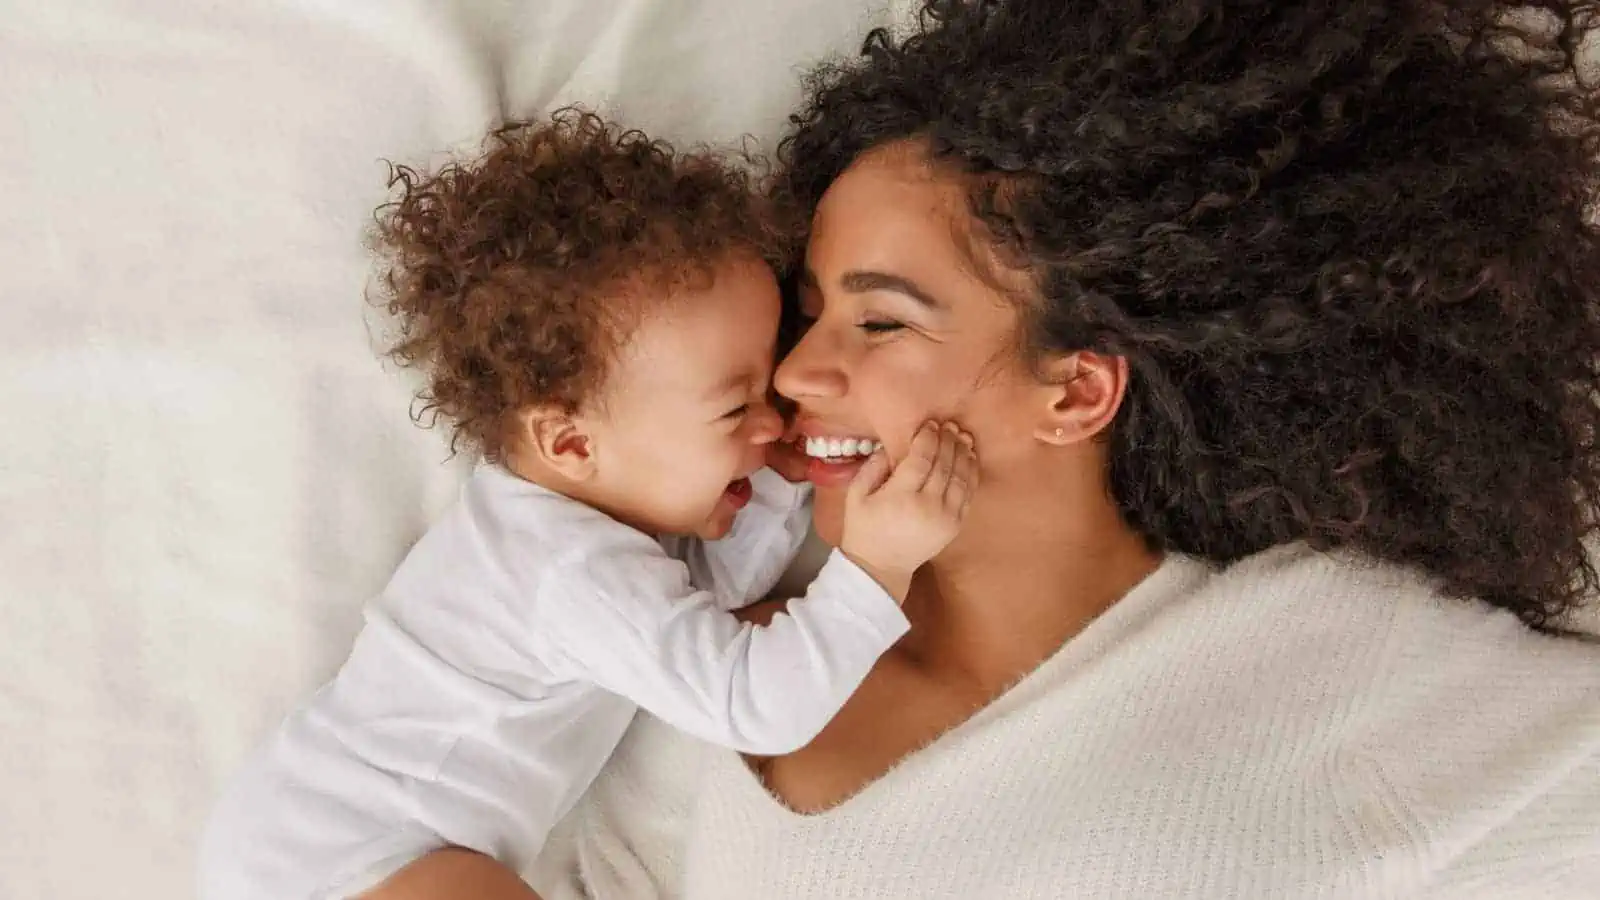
[775,142,1050,545]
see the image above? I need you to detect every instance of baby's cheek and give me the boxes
[741,439,767,472]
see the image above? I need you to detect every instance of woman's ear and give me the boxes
[1033,351,1127,446]
[510,405,598,481]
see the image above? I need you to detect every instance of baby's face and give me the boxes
[582,254,785,540]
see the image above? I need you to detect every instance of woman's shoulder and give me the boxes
[1210,545,1600,882]
[1204,542,1593,637]
[1197,543,1600,720]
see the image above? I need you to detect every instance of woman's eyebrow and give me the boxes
[839,270,944,310]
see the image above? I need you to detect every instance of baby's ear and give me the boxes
[513,405,597,481]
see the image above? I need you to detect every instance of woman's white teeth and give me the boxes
[804,436,877,459]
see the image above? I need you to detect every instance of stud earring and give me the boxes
[1054,428,1064,439]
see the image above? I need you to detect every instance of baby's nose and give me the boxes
[748,402,784,444]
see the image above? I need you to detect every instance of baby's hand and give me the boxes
[839,421,977,602]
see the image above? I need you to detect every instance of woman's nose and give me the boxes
[774,322,846,402]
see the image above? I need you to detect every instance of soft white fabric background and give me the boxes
[0,2,901,897]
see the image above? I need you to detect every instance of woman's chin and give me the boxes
[809,485,847,548]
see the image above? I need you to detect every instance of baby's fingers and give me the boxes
[926,423,961,493]
[887,422,941,492]
[945,433,978,512]
[846,446,892,502]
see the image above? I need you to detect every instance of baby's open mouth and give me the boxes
[722,477,754,509]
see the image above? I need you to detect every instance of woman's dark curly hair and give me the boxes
[780,0,1600,627]
[373,108,792,461]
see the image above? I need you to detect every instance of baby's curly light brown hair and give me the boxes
[372,108,793,461]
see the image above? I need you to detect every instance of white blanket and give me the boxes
[0,2,899,897]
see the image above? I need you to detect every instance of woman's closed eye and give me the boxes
[789,301,904,335]
[722,403,749,420]
[858,317,905,335]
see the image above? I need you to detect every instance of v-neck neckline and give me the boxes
[719,554,1213,820]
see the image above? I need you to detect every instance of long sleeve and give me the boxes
[200,473,643,900]
[199,466,891,900]
[539,541,908,756]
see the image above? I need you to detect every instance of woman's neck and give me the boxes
[898,482,1161,692]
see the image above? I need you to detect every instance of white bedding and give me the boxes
[0,2,900,897]
[11,4,1600,899]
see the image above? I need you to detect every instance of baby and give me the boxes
[197,110,976,900]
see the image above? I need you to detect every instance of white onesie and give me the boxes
[197,464,906,900]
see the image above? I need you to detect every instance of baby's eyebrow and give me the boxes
[703,370,753,403]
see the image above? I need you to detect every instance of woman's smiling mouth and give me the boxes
[802,435,879,460]
[795,431,880,486]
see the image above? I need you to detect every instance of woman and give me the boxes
[382,0,1600,896]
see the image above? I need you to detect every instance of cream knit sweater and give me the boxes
[528,545,1600,899]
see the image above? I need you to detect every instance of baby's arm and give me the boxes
[546,423,976,755]
[544,540,905,754]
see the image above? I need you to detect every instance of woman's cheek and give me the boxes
[857,378,934,465]
[868,396,959,465]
